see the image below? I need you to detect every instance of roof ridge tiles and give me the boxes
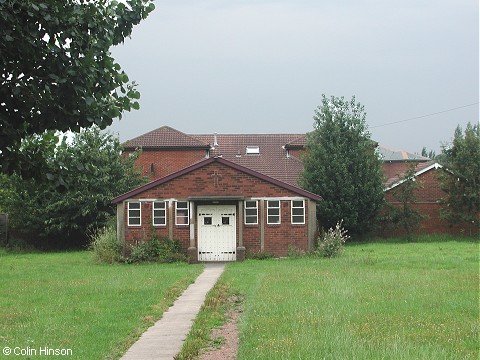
[124,126,210,149]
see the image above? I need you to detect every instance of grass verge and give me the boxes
[176,280,238,359]
[181,237,479,359]
[0,250,203,359]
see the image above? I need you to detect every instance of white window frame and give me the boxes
[246,146,260,155]
[291,200,305,224]
[128,202,141,227]
[175,201,190,226]
[267,200,281,225]
[152,201,166,226]
[244,200,258,225]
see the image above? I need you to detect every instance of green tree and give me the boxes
[301,95,385,236]
[385,164,427,239]
[421,147,436,159]
[439,122,480,229]
[0,128,147,248]
[0,0,154,177]
[0,174,15,213]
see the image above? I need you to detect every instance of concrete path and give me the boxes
[121,263,225,360]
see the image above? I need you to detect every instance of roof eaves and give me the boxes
[123,144,211,151]
[284,143,305,150]
[285,134,307,149]
[384,162,443,192]
[382,159,431,163]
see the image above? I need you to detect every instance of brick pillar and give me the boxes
[117,202,126,257]
[236,200,245,261]
[187,247,198,264]
[188,201,198,263]
[260,199,265,252]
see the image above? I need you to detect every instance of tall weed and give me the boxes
[90,226,121,263]
[317,221,350,257]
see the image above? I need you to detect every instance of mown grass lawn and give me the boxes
[186,237,479,359]
[0,250,203,359]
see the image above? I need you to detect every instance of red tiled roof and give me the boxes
[124,126,210,149]
[123,126,432,189]
[192,133,306,187]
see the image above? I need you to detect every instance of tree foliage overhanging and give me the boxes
[384,164,427,238]
[0,0,154,177]
[301,95,385,236]
[439,122,480,228]
[0,128,147,248]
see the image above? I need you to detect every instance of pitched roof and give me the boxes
[384,161,443,190]
[123,126,210,149]
[111,157,322,203]
[122,126,431,188]
[192,133,306,187]
[274,135,427,162]
[379,145,430,162]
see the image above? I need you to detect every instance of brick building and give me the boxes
[112,127,319,262]
[380,161,477,237]
[112,126,474,262]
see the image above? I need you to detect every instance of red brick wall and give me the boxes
[124,201,171,245]
[139,162,306,199]
[263,200,309,255]
[289,149,306,160]
[125,149,207,180]
[384,169,444,203]
[243,225,261,254]
[123,201,191,252]
[378,202,478,237]
[122,161,313,257]
[380,169,478,237]
[383,162,415,180]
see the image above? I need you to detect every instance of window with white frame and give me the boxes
[153,201,166,226]
[244,200,258,224]
[175,201,189,225]
[246,146,260,155]
[267,200,280,224]
[291,200,305,224]
[128,202,141,226]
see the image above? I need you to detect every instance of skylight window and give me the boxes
[246,146,260,155]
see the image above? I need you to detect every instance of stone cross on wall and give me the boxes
[211,170,223,187]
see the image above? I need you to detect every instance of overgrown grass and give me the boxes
[90,226,121,263]
[0,250,203,359]
[176,282,237,360]
[183,236,479,359]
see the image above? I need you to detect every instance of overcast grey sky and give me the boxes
[108,0,479,154]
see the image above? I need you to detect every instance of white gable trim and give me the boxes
[385,162,443,192]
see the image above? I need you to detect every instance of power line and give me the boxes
[370,102,479,129]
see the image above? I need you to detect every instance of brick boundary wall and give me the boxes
[378,169,479,238]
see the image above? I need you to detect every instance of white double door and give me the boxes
[197,205,236,261]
